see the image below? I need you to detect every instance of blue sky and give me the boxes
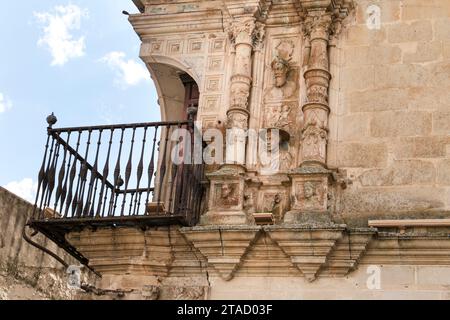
[0,1,160,200]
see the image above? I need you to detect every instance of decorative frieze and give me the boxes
[66,222,450,283]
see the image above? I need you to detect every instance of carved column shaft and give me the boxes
[226,18,259,165]
[301,13,332,167]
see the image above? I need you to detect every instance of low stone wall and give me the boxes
[0,187,93,300]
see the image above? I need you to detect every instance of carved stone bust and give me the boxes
[271,56,290,88]
[216,183,239,207]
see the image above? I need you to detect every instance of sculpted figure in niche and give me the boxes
[279,140,293,171]
[244,190,255,214]
[260,131,292,173]
[302,119,328,160]
[217,183,239,207]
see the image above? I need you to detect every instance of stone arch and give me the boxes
[144,55,201,122]
[143,55,201,210]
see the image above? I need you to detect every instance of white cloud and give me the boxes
[3,178,38,203]
[34,4,89,66]
[100,51,149,87]
[0,93,12,113]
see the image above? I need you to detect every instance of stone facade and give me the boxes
[130,0,450,227]
[4,0,450,300]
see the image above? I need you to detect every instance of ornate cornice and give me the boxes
[224,0,273,21]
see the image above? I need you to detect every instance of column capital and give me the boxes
[297,0,355,40]
[227,18,266,50]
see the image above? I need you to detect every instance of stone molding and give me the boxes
[66,221,450,282]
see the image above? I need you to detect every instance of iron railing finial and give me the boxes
[46,112,58,129]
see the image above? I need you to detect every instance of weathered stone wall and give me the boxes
[0,187,91,300]
[208,265,450,300]
[328,0,450,225]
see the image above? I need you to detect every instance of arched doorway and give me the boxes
[146,62,203,222]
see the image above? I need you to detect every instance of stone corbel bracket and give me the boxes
[66,228,176,276]
[180,226,261,281]
[264,224,346,282]
[322,228,376,276]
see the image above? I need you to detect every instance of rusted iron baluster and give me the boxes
[156,126,170,215]
[108,127,125,217]
[43,132,61,211]
[101,187,110,217]
[33,134,51,220]
[59,139,73,216]
[144,126,158,214]
[121,127,136,216]
[65,131,81,218]
[54,131,71,215]
[35,113,58,219]
[132,127,148,216]
[96,129,114,217]
[38,135,56,219]
[76,130,92,217]
[84,130,103,217]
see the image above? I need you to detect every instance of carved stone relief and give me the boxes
[264,39,299,102]
[244,188,257,214]
[227,112,248,130]
[292,179,327,212]
[261,192,285,223]
[264,103,295,130]
[214,183,240,208]
[301,120,328,163]
[141,285,160,300]
[173,286,207,300]
[230,84,251,110]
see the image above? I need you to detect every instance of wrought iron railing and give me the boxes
[29,114,205,227]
